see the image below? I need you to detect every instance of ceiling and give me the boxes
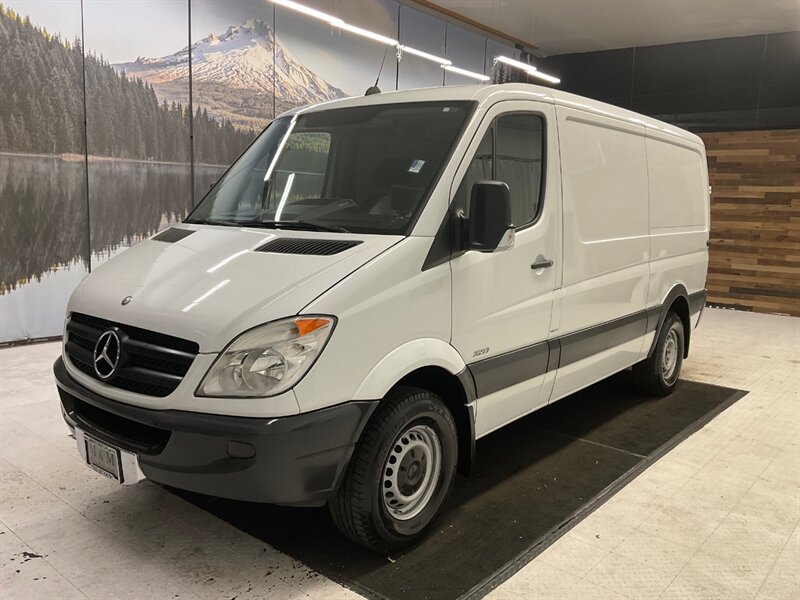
[427,0,800,55]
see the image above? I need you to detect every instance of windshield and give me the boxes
[185,101,475,235]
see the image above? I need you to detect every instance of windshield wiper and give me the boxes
[184,218,243,227]
[186,218,349,233]
[247,220,350,233]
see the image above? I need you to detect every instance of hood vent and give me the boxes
[256,238,363,256]
[153,228,194,243]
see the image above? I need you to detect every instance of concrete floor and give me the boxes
[1,308,798,600]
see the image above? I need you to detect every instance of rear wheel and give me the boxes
[329,385,458,553]
[633,311,684,396]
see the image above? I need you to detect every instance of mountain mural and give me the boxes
[114,18,346,130]
[0,5,252,164]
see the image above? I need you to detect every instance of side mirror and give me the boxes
[467,181,515,252]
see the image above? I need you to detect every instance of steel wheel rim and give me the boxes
[381,425,442,521]
[662,327,679,382]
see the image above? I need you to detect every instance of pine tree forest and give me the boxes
[0,5,255,165]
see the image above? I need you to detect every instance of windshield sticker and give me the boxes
[408,159,425,174]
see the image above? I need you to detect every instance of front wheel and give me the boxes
[329,385,458,553]
[633,311,685,396]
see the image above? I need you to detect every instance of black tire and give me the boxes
[633,311,685,397]
[329,385,458,553]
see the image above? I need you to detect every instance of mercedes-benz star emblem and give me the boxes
[121,296,132,306]
[93,330,121,380]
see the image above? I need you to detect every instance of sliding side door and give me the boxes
[550,107,651,402]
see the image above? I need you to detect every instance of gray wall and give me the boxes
[533,30,800,132]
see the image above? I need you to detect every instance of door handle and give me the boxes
[531,258,554,270]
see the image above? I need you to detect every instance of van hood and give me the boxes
[68,225,402,352]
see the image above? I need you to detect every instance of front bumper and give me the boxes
[54,357,378,506]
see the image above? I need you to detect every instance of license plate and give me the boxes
[84,435,122,482]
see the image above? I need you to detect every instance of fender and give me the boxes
[352,338,467,400]
[648,283,690,358]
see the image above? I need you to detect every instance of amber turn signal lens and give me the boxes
[295,317,332,337]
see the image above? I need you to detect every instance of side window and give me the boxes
[466,127,494,192]
[453,127,493,213]
[496,114,544,227]
[454,113,545,228]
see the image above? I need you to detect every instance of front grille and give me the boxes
[65,313,199,397]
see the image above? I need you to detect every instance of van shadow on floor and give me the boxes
[171,374,745,600]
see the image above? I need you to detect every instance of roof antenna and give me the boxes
[366,45,390,95]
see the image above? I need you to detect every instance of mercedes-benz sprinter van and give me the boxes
[55,83,708,552]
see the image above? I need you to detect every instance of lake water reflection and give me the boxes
[0,154,225,342]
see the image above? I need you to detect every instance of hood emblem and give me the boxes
[93,329,122,380]
[121,296,132,306]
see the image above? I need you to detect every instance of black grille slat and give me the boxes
[256,238,362,256]
[70,332,95,351]
[70,355,95,377]
[118,365,184,388]
[65,340,94,365]
[68,319,104,342]
[112,377,174,398]
[69,313,198,354]
[65,313,198,398]
[124,338,196,366]
[131,354,190,376]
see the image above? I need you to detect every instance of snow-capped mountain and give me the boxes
[114,19,345,130]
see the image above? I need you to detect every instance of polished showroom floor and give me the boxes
[1,308,798,600]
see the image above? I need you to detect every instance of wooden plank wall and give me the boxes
[699,129,800,317]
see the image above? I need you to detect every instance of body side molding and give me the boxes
[467,306,663,400]
[469,341,550,398]
[558,309,649,367]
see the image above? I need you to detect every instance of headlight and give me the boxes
[197,316,335,398]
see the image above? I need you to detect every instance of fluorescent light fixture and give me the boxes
[400,45,451,66]
[527,70,561,84]
[336,21,397,46]
[442,64,490,82]
[496,55,537,73]
[495,55,561,84]
[273,0,396,47]
[271,0,342,25]
[273,0,492,83]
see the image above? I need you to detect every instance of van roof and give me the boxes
[282,83,703,146]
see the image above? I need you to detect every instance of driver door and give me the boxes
[450,101,560,437]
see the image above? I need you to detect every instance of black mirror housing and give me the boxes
[467,181,514,252]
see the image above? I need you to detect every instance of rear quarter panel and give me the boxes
[645,129,710,314]
[556,107,651,333]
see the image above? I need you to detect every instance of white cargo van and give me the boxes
[56,83,708,552]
